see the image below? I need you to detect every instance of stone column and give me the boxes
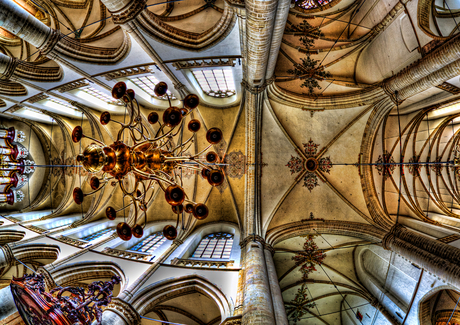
[0,0,55,50]
[245,0,278,86]
[265,0,291,80]
[242,240,275,324]
[264,247,288,325]
[383,224,460,289]
[385,34,460,93]
[0,286,16,321]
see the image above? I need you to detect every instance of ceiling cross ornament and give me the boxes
[408,155,422,177]
[375,150,396,180]
[292,234,326,279]
[285,139,333,192]
[285,283,317,324]
[286,20,332,94]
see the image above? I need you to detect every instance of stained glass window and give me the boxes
[82,228,113,241]
[129,231,167,254]
[130,75,176,100]
[298,0,332,9]
[192,69,236,98]
[192,233,233,259]
[81,86,122,105]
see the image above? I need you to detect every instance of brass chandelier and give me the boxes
[72,81,225,242]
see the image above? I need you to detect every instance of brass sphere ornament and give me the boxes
[72,81,225,241]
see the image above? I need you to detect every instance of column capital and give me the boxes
[382,223,405,250]
[240,235,274,253]
[104,297,141,325]
[110,0,147,25]
[0,245,13,267]
[39,30,61,56]
[36,266,56,291]
[0,56,18,80]
[241,80,266,94]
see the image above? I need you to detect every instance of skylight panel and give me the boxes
[81,86,123,105]
[131,75,176,100]
[48,98,74,110]
[192,69,236,98]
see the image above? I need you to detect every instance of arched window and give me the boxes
[192,233,234,259]
[129,231,167,253]
[192,69,236,98]
[82,228,113,241]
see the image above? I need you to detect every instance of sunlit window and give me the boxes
[192,69,235,98]
[81,86,122,105]
[48,98,74,109]
[82,228,113,241]
[130,75,176,100]
[192,233,233,259]
[129,231,167,254]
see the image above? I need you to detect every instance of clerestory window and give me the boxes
[48,98,75,110]
[82,228,113,241]
[192,69,235,98]
[130,75,176,100]
[81,86,123,105]
[129,231,167,254]
[192,233,233,259]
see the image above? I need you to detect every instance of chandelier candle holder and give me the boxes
[72,81,225,242]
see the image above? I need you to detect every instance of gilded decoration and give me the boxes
[430,156,443,176]
[286,156,303,175]
[375,151,395,180]
[285,283,316,324]
[408,155,421,176]
[292,235,326,279]
[303,172,319,192]
[285,139,333,192]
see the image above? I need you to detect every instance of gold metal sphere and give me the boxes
[80,143,106,173]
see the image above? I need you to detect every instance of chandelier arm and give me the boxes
[109,119,125,126]
[136,180,147,203]
[81,135,106,147]
[126,97,136,127]
[157,170,174,181]
[177,164,202,171]
[115,200,133,212]
[133,98,141,120]
[155,123,167,138]
[167,94,172,107]
[184,198,198,205]
[138,121,151,139]
[133,168,175,185]
[172,135,194,153]
[171,119,186,138]
[128,127,145,143]
[193,144,213,158]
[83,181,108,196]
[177,141,194,156]
[178,141,193,155]
[132,128,175,150]
[119,179,138,197]
[193,159,211,170]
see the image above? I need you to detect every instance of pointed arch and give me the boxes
[131,274,232,320]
